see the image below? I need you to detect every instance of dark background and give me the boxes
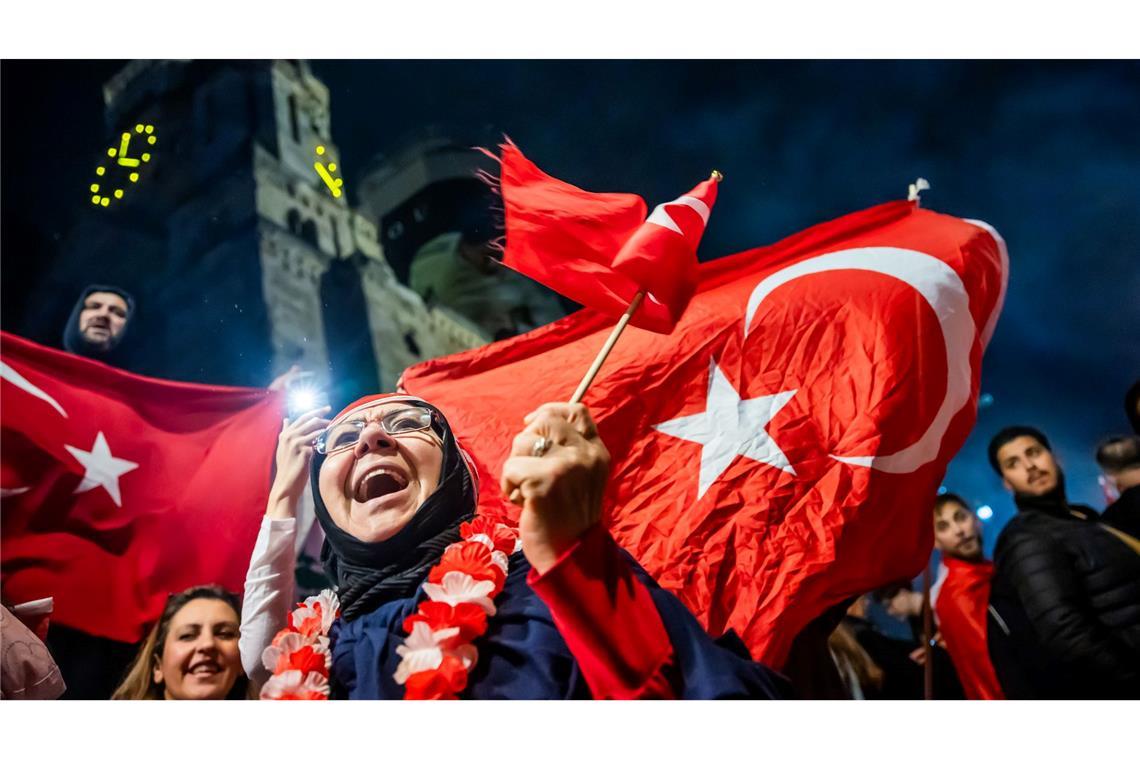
[3,59,1139,552]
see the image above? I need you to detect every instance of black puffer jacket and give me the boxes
[987,497,1140,699]
[1103,484,1140,539]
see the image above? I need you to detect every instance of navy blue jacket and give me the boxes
[331,550,790,699]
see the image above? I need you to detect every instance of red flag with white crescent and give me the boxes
[1,332,284,642]
[402,199,1008,667]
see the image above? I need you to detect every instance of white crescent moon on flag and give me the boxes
[744,246,978,474]
[0,359,69,418]
[646,195,712,235]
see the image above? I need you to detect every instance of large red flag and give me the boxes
[1,332,284,642]
[495,141,718,333]
[402,200,1009,667]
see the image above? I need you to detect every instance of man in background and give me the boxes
[986,426,1140,698]
[1096,435,1140,539]
[930,493,1003,699]
[61,285,134,366]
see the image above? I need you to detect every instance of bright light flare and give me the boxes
[287,387,321,416]
[977,505,994,521]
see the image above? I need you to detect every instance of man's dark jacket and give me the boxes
[1102,485,1140,539]
[987,488,1140,698]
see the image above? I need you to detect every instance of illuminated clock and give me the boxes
[89,123,157,208]
[313,144,344,198]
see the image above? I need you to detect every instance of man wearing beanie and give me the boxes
[985,426,1140,698]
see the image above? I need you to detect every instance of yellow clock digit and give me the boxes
[90,123,157,207]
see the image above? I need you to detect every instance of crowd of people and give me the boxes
[826,403,1140,700]
[2,284,1138,700]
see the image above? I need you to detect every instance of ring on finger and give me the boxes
[531,436,552,457]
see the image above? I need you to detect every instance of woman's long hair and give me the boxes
[111,585,251,700]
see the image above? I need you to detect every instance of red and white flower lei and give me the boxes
[260,589,339,699]
[260,516,519,701]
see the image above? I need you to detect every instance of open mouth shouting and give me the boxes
[352,464,411,506]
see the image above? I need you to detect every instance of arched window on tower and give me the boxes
[300,220,319,248]
[403,332,421,357]
[287,94,300,143]
[286,209,302,236]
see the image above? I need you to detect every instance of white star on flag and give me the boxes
[64,431,139,508]
[654,358,797,499]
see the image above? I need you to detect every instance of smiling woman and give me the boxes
[112,586,251,700]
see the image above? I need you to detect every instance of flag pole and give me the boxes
[511,291,646,501]
[567,169,720,404]
[569,291,645,404]
[922,564,934,700]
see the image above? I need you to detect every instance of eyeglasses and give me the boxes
[314,407,439,455]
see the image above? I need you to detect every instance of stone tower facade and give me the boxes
[71,60,484,399]
[252,61,484,397]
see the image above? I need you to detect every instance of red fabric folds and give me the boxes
[528,523,676,699]
[497,142,716,333]
[402,200,1008,666]
[935,557,1005,700]
[0,332,283,642]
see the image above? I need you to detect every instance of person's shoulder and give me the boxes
[994,510,1062,561]
[994,510,1034,543]
[1068,504,1100,520]
[1115,485,1140,506]
[999,505,1081,534]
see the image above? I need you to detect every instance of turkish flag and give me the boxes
[934,557,1004,699]
[1,332,284,643]
[402,200,1008,667]
[495,141,718,333]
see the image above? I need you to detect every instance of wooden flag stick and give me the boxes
[922,564,934,700]
[569,291,645,404]
[568,169,718,405]
[509,291,647,503]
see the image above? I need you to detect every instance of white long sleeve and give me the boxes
[240,516,297,689]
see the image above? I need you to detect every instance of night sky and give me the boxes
[3,60,1138,553]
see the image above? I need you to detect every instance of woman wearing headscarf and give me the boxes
[240,393,788,699]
